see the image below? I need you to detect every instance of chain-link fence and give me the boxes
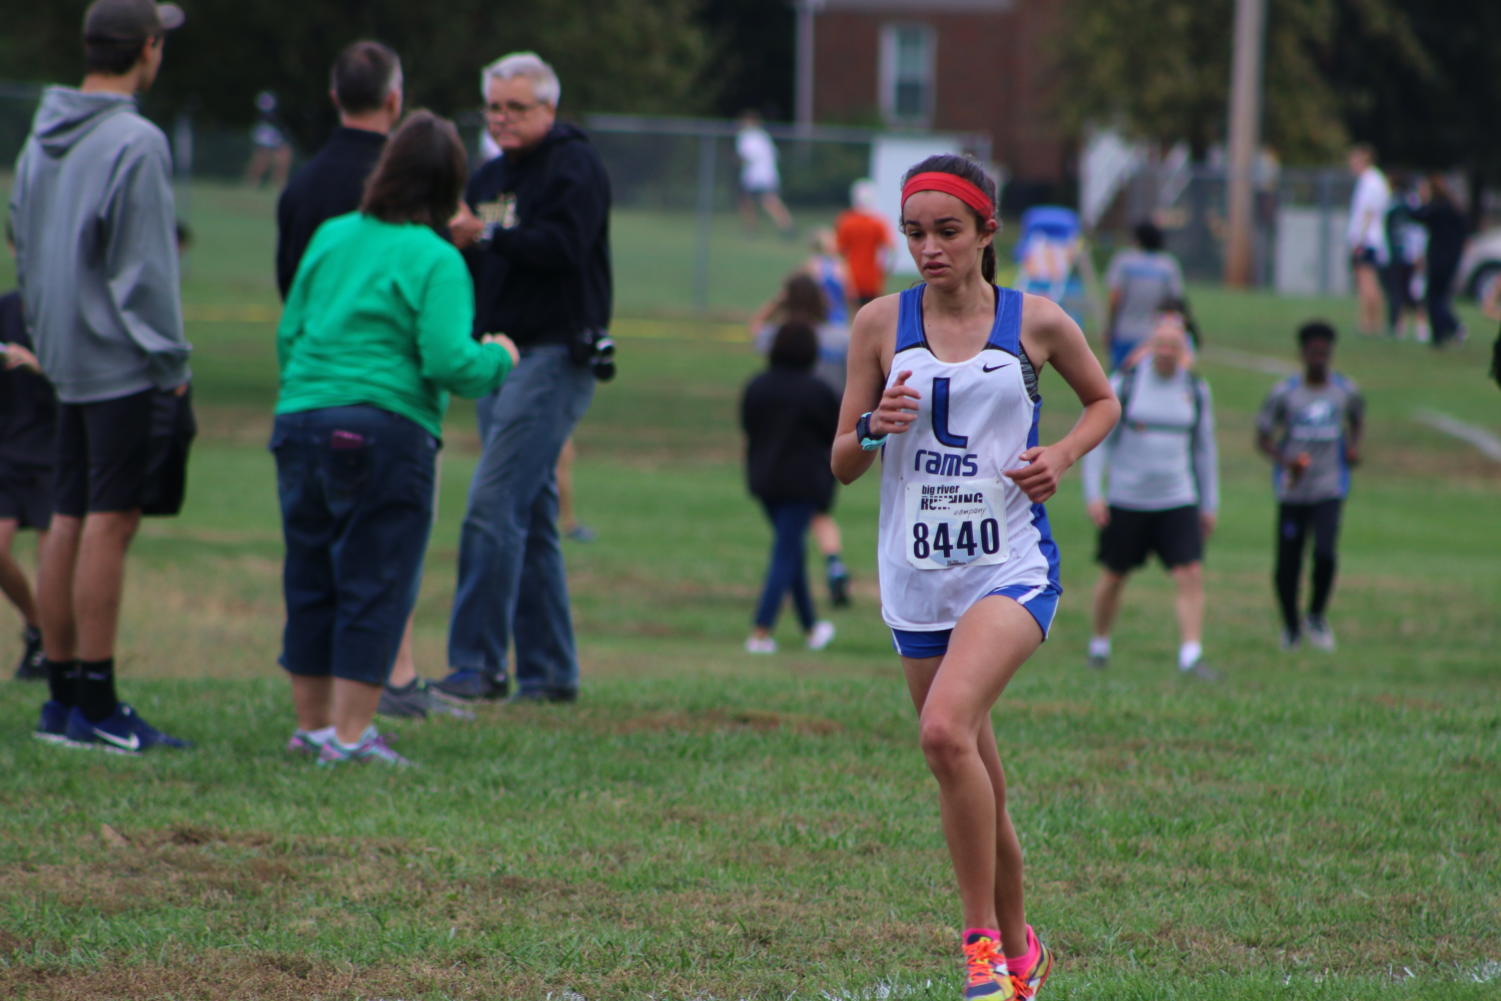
[552,114,991,315]
[2,87,993,316]
[1109,161,1356,295]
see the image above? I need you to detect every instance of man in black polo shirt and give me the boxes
[274,40,402,300]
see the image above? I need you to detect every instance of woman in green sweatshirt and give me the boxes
[272,111,517,767]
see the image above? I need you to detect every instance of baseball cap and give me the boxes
[84,0,186,43]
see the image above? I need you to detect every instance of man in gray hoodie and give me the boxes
[9,0,192,754]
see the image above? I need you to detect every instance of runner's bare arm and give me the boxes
[1009,294,1119,502]
[832,296,911,484]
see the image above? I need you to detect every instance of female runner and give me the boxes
[831,155,1118,1000]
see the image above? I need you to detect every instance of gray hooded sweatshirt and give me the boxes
[9,86,190,403]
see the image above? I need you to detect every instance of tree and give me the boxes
[696,0,795,120]
[1054,0,1501,213]
[2,0,712,150]
[1321,0,1501,210]
[1052,0,1357,163]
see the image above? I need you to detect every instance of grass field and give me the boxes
[0,180,1498,1000]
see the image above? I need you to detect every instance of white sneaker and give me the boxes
[744,635,777,654]
[806,620,836,651]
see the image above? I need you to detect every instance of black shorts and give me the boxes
[54,388,196,519]
[0,469,52,530]
[1096,504,1203,573]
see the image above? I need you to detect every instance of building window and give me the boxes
[880,23,935,127]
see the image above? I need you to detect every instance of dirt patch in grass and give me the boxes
[195,407,272,446]
[1365,693,1452,714]
[0,927,28,955]
[0,952,532,1001]
[611,707,843,737]
[1373,442,1501,484]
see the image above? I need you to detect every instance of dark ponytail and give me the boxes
[902,154,999,284]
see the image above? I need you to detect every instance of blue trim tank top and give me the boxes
[877,285,1060,631]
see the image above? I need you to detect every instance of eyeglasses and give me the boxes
[485,100,542,118]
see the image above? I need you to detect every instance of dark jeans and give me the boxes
[271,406,437,685]
[448,344,595,694]
[1383,260,1417,330]
[752,500,817,631]
[1274,498,1342,635]
[1426,262,1461,345]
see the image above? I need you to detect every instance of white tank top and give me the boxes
[877,285,1060,631]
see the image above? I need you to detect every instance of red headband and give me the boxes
[901,172,994,219]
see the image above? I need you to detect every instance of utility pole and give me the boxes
[1224,0,1267,287]
[794,0,823,135]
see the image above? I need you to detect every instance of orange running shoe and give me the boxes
[962,932,1016,1000]
[1007,926,1054,999]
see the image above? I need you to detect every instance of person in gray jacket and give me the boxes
[1081,314,1219,679]
[9,0,192,753]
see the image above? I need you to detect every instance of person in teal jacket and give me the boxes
[273,110,517,767]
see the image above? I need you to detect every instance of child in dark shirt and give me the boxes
[739,323,840,654]
[0,271,57,680]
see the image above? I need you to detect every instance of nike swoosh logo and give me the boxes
[982,362,1010,373]
[94,728,141,752]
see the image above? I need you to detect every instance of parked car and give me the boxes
[1458,227,1501,304]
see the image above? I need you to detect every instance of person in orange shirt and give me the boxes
[835,178,894,307]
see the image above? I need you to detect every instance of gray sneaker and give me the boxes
[1304,615,1336,651]
[1179,660,1222,682]
[378,680,475,720]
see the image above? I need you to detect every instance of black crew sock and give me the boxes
[77,658,120,723]
[826,553,848,575]
[45,658,79,707]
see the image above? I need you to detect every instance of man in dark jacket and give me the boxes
[440,51,611,704]
[274,40,402,300]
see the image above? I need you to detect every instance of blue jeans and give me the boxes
[448,345,595,692]
[271,406,437,685]
[753,500,817,631]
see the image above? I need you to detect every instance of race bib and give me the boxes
[903,479,1010,570]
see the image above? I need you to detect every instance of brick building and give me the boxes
[811,0,1069,195]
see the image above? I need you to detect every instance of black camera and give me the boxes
[572,328,616,382]
[590,332,616,382]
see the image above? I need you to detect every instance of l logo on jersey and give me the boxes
[981,361,1009,373]
[931,377,969,448]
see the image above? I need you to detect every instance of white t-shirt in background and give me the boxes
[736,126,779,192]
[1347,166,1390,260]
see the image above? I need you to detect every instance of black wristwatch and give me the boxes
[856,411,887,451]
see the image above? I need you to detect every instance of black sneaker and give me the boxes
[826,558,851,608]
[506,686,578,705]
[13,626,45,681]
[432,669,510,702]
[828,569,851,608]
